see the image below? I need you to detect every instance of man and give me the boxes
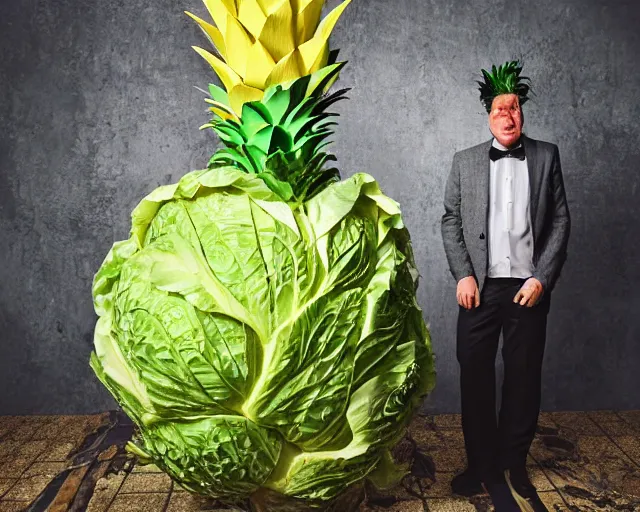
[441,61,570,512]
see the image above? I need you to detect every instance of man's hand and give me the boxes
[457,276,480,309]
[514,277,544,307]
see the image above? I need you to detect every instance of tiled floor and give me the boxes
[1,410,640,511]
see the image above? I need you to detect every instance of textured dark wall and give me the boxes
[1,0,639,414]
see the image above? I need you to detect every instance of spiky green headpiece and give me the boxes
[477,60,531,113]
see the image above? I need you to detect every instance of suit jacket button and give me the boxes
[479,233,485,240]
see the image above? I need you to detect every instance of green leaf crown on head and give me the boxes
[477,60,532,113]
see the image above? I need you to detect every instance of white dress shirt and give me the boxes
[487,139,535,278]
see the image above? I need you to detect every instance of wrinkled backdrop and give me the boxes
[1,0,639,414]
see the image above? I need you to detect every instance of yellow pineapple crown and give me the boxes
[186,0,352,116]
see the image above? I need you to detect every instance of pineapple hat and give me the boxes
[183,0,354,203]
[186,0,352,117]
[476,60,531,113]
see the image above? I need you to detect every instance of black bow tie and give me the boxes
[489,145,525,161]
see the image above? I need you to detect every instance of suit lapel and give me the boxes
[475,139,492,238]
[522,135,540,232]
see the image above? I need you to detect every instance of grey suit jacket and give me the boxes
[441,134,571,293]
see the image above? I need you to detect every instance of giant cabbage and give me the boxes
[90,166,435,505]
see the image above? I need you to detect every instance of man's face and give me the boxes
[488,93,522,147]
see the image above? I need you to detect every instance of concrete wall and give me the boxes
[1,0,639,414]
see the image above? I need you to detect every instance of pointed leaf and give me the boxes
[213,124,247,146]
[209,148,254,173]
[244,144,268,172]
[241,102,273,136]
[265,49,305,87]
[256,172,294,200]
[269,125,293,153]
[237,0,267,39]
[284,73,312,106]
[264,88,291,124]
[207,83,231,105]
[249,125,275,153]
[203,0,237,22]
[292,114,335,142]
[200,0,232,39]
[244,39,277,89]
[261,84,282,104]
[205,98,237,114]
[185,11,227,59]
[224,13,254,79]
[258,0,296,62]
[256,0,287,14]
[306,62,346,97]
[327,48,340,66]
[293,130,333,154]
[284,96,316,126]
[207,108,236,122]
[308,42,330,75]
[192,46,242,92]
[312,87,349,114]
[313,139,335,154]
[294,0,323,45]
[228,84,264,116]
[298,0,351,72]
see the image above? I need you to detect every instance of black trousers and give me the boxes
[456,277,550,482]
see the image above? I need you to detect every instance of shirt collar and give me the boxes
[491,138,522,151]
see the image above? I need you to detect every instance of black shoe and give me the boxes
[450,468,484,497]
[505,468,549,512]
[518,491,549,512]
[507,466,534,490]
[485,481,522,512]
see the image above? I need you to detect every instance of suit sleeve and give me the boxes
[532,145,571,292]
[441,152,475,283]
